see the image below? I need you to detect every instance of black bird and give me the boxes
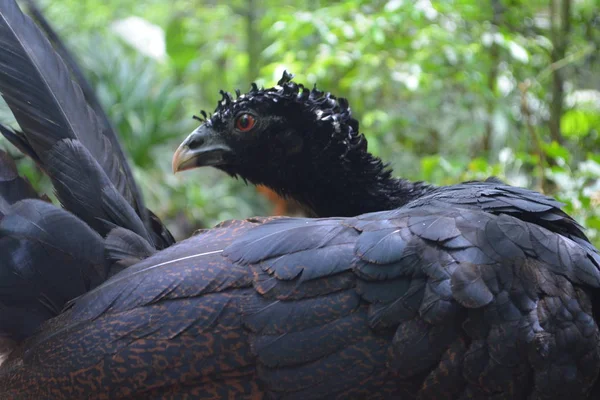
[171,73,600,397]
[1,2,600,399]
[171,72,594,244]
[172,71,434,218]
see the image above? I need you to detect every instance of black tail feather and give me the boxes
[0,149,41,215]
[0,2,176,341]
[43,139,151,239]
[0,0,174,249]
[0,0,143,238]
[22,0,149,228]
[0,124,39,164]
[105,227,157,271]
[0,199,107,339]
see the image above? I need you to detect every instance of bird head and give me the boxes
[172,71,370,193]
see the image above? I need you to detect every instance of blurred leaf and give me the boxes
[166,17,197,73]
[561,109,600,138]
[543,141,571,162]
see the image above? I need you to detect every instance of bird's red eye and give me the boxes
[235,114,256,132]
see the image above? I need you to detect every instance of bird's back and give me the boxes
[3,201,600,399]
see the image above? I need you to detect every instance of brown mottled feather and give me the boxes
[2,206,600,399]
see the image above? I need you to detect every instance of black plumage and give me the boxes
[0,150,41,209]
[0,0,172,339]
[1,1,600,399]
[0,0,173,249]
[3,206,600,398]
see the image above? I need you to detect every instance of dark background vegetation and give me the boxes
[1,0,599,243]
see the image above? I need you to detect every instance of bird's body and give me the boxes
[1,1,600,398]
[3,180,600,399]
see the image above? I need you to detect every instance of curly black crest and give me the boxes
[193,71,366,152]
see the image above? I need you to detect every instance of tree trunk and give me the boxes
[483,0,503,155]
[548,0,571,143]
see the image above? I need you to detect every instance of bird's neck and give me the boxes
[277,155,436,218]
[298,177,433,217]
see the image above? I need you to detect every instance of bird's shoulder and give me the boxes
[410,178,588,242]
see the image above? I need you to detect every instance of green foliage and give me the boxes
[1,0,599,244]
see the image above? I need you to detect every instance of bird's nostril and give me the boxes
[188,135,205,149]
